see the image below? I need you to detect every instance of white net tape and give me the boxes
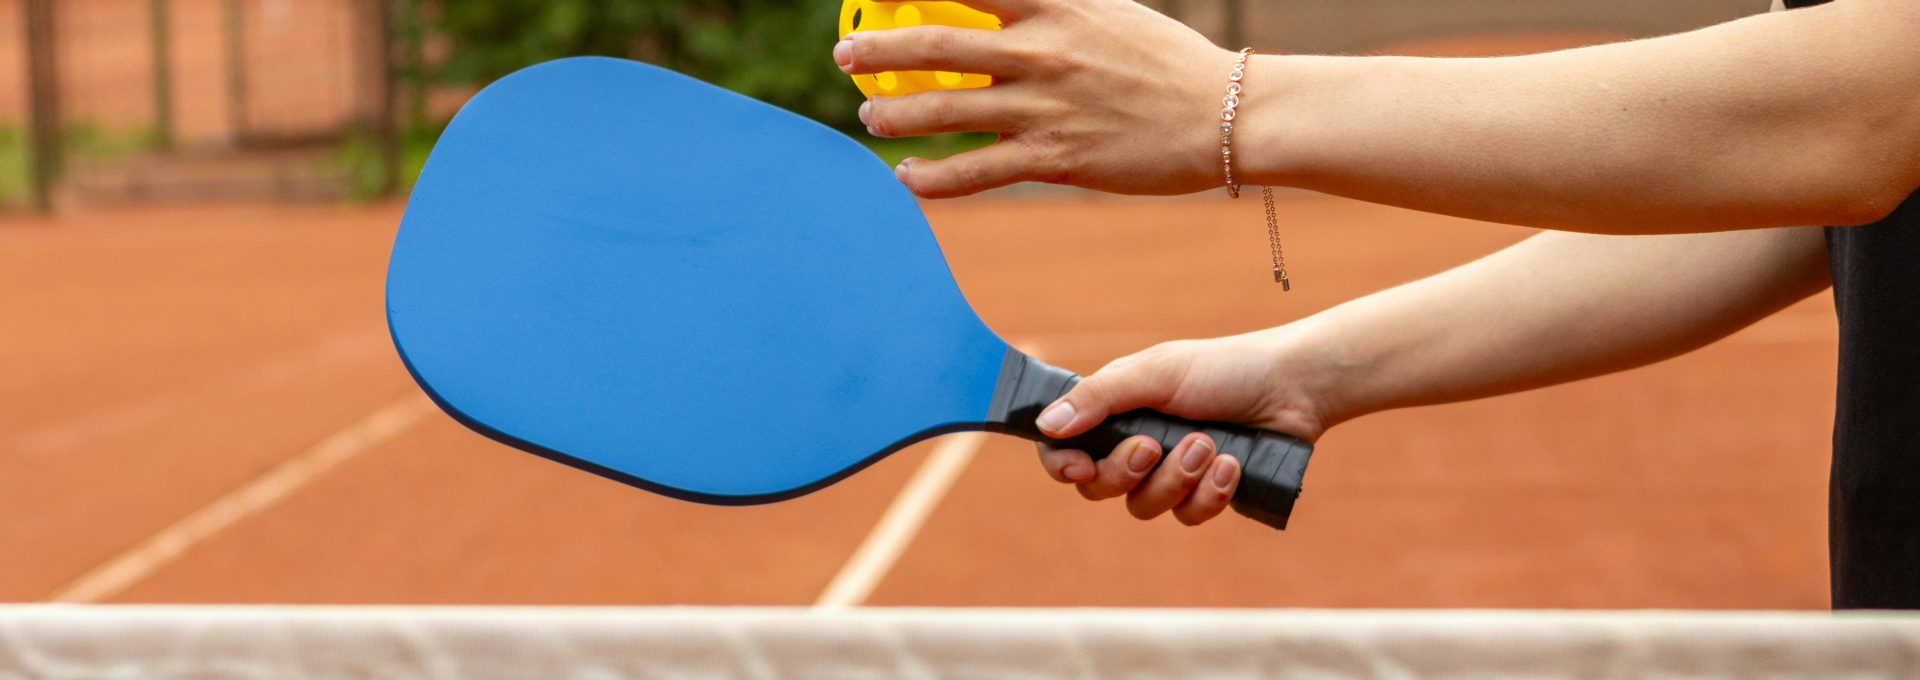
[2,607,1918,679]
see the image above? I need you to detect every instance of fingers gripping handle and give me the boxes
[983,350,1314,530]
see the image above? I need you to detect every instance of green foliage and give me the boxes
[863,133,996,168]
[63,120,156,161]
[434,0,862,128]
[334,123,442,201]
[0,125,25,208]
[333,127,388,201]
[0,120,155,209]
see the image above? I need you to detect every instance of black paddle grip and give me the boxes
[983,350,1313,530]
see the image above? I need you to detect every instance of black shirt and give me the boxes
[1784,0,1920,609]
[1827,194,1920,609]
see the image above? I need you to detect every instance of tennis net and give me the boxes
[3,606,1917,678]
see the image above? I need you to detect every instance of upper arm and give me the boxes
[1816,0,1920,221]
[1719,0,1920,225]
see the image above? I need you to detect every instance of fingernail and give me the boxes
[858,100,872,125]
[1180,436,1212,473]
[834,40,854,71]
[1212,458,1237,489]
[1063,461,1094,482]
[1035,400,1075,434]
[1126,440,1158,474]
[894,159,913,183]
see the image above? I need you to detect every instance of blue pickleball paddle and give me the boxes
[385,57,1313,528]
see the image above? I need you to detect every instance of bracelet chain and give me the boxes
[1220,47,1291,291]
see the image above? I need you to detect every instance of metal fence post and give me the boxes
[151,0,175,150]
[223,0,249,144]
[375,0,400,197]
[399,0,425,132]
[24,0,61,213]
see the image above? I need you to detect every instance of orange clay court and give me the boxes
[0,191,1836,609]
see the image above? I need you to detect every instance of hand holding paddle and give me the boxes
[1033,330,1330,525]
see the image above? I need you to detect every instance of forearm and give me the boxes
[1241,0,1920,233]
[1295,227,1831,424]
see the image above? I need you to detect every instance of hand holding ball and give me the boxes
[839,0,1001,97]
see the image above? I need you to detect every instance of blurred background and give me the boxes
[4,0,1831,611]
[0,0,1768,211]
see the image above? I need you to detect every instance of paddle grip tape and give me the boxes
[983,349,1313,530]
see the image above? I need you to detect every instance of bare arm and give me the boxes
[1299,227,1833,424]
[1033,226,1832,523]
[843,0,1920,231]
[1243,0,1920,232]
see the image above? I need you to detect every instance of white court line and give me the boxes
[813,342,1045,610]
[11,326,390,456]
[46,395,438,604]
[813,432,987,610]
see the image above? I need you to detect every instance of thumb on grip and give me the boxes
[982,350,1314,530]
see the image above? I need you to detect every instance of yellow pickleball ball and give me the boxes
[840,0,1001,97]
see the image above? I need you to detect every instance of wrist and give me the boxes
[1233,54,1321,188]
[1265,307,1379,432]
[1194,46,1246,192]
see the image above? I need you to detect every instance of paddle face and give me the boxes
[387,57,1008,503]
